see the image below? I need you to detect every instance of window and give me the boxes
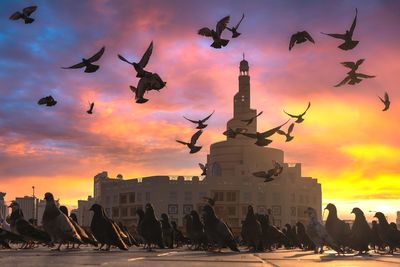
[112,207,119,218]
[183,204,193,215]
[290,193,295,202]
[227,206,236,216]
[130,207,137,216]
[211,162,222,176]
[137,192,142,202]
[242,206,248,216]
[169,191,177,202]
[226,192,237,202]
[272,192,280,202]
[299,195,304,204]
[145,192,151,202]
[105,196,110,204]
[119,194,127,204]
[272,205,281,216]
[257,192,265,202]
[214,192,224,201]
[291,207,296,216]
[243,192,252,202]
[121,207,128,217]
[129,192,135,203]
[168,204,178,214]
[113,195,118,204]
[184,192,192,202]
[198,192,207,200]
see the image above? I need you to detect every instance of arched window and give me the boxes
[211,162,222,176]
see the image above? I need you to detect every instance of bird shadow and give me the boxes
[284,251,316,258]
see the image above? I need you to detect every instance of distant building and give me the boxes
[0,192,7,221]
[14,196,38,222]
[77,196,95,227]
[397,211,400,228]
[92,58,322,230]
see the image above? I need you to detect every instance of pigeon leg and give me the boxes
[52,243,62,251]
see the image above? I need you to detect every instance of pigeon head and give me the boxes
[351,207,364,216]
[247,205,254,214]
[202,204,216,221]
[373,212,387,223]
[8,201,20,210]
[89,203,103,214]
[145,203,156,217]
[59,206,68,216]
[371,220,378,226]
[70,213,78,223]
[161,213,169,222]
[285,223,291,229]
[324,203,336,212]
[44,192,54,201]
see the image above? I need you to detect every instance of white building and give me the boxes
[77,196,95,227]
[91,58,322,231]
[14,196,38,222]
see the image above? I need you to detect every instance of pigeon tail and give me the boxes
[84,64,100,73]
[232,32,241,38]
[220,39,229,47]
[338,40,359,50]
[211,42,222,49]
[189,146,202,154]
[24,18,34,24]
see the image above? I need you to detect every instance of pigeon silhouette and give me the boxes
[176,129,203,153]
[378,92,390,111]
[185,211,207,250]
[38,95,57,107]
[334,59,375,87]
[198,16,230,48]
[226,13,244,38]
[321,8,359,50]
[160,213,174,249]
[141,203,164,251]
[241,205,262,251]
[277,123,295,142]
[87,102,94,114]
[289,31,315,50]
[324,203,351,250]
[374,212,400,254]
[203,194,217,206]
[129,73,167,103]
[253,161,282,182]
[241,111,263,125]
[62,46,105,73]
[199,163,207,176]
[349,208,372,254]
[283,102,310,123]
[118,41,153,78]
[223,127,247,138]
[10,6,37,24]
[184,110,214,129]
[242,119,290,146]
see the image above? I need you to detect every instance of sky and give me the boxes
[0,0,399,222]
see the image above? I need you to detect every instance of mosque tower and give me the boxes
[226,54,258,138]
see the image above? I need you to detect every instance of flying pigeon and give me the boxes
[38,95,57,107]
[334,59,375,87]
[62,46,105,73]
[198,16,230,49]
[89,204,128,251]
[42,193,82,250]
[223,127,247,138]
[283,102,311,123]
[118,41,153,78]
[176,129,203,153]
[129,73,167,103]
[289,31,315,50]
[10,6,37,24]
[184,110,214,129]
[321,8,359,50]
[199,163,207,176]
[87,102,94,114]
[242,119,290,146]
[241,111,263,125]
[277,123,295,142]
[253,161,282,182]
[304,207,343,254]
[378,92,390,111]
[226,13,244,38]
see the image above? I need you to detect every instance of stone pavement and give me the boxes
[0,247,399,266]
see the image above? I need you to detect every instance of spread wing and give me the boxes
[355,58,365,68]
[198,27,213,37]
[334,75,351,87]
[283,110,298,118]
[303,31,315,43]
[256,111,263,117]
[216,16,230,36]
[176,140,188,145]
[349,8,358,36]
[23,6,37,16]
[183,116,198,124]
[300,102,311,116]
[276,129,286,136]
[384,92,389,102]
[190,130,203,145]
[253,171,267,178]
[241,132,258,139]
[341,61,356,69]
[201,110,215,123]
[199,163,206,171]
[87,46,105,63]
[235,13,244,29]
[287,123,295,134]
[138,41,153,68]
[321,32,346,39]
[62,61,86,69]
[9,11,22,20]
[260,119,289,138]
[356,73,375,78]
[289,34,297,51]
[118,54,133,65]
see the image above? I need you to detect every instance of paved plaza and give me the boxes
[1,247,399,267]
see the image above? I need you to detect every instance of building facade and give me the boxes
[0,192,7,221]
[91,59,322,230]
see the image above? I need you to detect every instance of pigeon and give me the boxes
[117,222,139,247]
[284,224,301,248]
[304,207,343,254]
[183,110,214,129]
[38,95,57,107]
[289,31,315,50]
[253,161,283,182]
[324,203,351,250]
[283,102,310,123]
[321,8,359,50]
[257,214,289,250]
[176,129,203,153]
[242,119,290,146]
[118,41,153,78]
[8,202,51,248]
[129,73,167,103]
[42,193,82,250]
[171,221,186,247]
[0,228,25,248]
[160,213,174,249]
[223,127,247,138]
[135,208,146,246]
[112,221,134,247]
[241,205,262,251]
[349,207,372,254]
[10,6,37,24]
[241,111,263,125]
[187,210,207,250]
[199,163,207,176]
[89,204,128,250]
[373,212,400,254]
[226,13,244,38]
[70,213,99,247]
[296,221,315,250]
[378,92,390,111]
[87,102,94,114]
[277,123,295,142]
[202,204,239,252]
[371,220,384,252]
[334,59,375,87]
[62,46,105,73]
[59,206,98,248]
[198,16,230,48]
[141,203,164,250]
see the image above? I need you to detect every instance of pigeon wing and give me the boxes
[253,171,267,178]
[201,110,215,123]
[190,130,203,145]
[235,13,245,29]
[216,16,230,36]
[87,46,105,63]
[289,34,296,50]
[349,8,358,36]
[62,61,87,69]
[241,132,258,139]
[23,6,37,16]
[9,11,22,20]
[303,31,315,43]
[287,123,295,134]
[199,163,206,171]
[276,130,286,136]
[341,61,356,69]
[183,116,198,124]
[356,73,375,78]
[321,32,346,39]
[355,58,365,68]
[176,140,188,146]
[283,110,298,119]
[334,76,351,87]
[384,92,389,102]
[198,27,213,37]
[256,111,263,117]
[300,102,311,116]
[138,41,153,69]
[118,54,133,65]
[260,119,290,138]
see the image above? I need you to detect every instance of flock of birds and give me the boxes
[0,194,399,255]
